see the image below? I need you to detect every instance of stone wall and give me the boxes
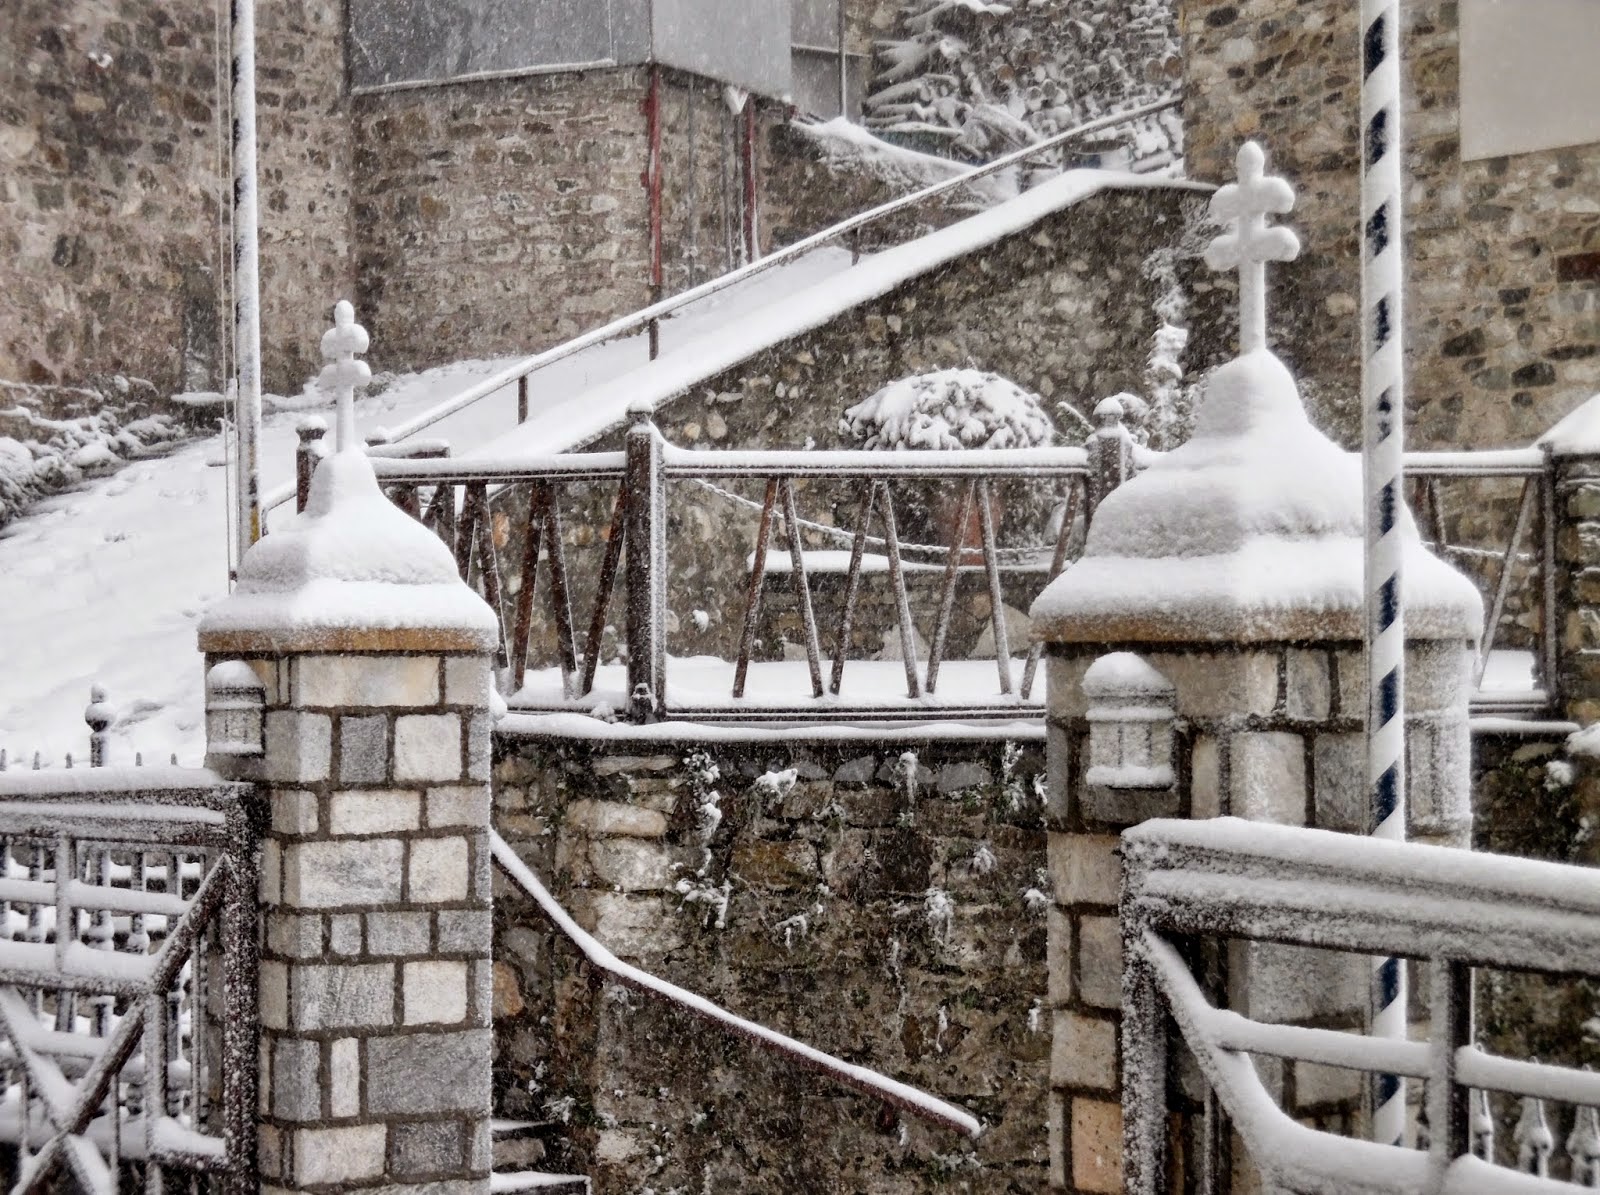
[1183,0,1600,452]
[1,0,352,398]
[491,728,1050,1193]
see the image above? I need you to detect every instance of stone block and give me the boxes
[588,838,678,891]
[729,838,816,888]
[1228,941,1365,1025]
[568,889,683,959]
[283,839,404,909]
[1050,1010,1117,1090]
[937,761,992,792]
[266,913,323,960]
[1191,736,1221,819]
[410,836,470,903]
[565,799,668,839]
[1047,723,1072,821]
[391,1120,466,1179]
[467,713,492,781]
[366,1029,493,1116]
[1407,642,1473,715]
[471,957,493,1024]
[295,654,440,709]
[290,962,395,1031]
[1407,715,1472,841]
[1334,649,1365,718]
[438,908,493,954]
[833,754,877,784]
[330,914,363,956]
[368,910,433,956]
[1049,832,1121,907]
[1077,915,1123,1010]
[1048,654,1094,719]
[270,790,319,837]
[263,710,331,783]
[260,961,287,1030]
[328,789,422,836]
[271,1038,321,1121]
[396,714,463,782]
[291,1123,386,1187]
[1070,1097,1123,1194]
[329,1038,360,1118]
[1229,732,1307,825]
[444,654,491,707]
[428,785,490,828]
[1146,651,1279,720]
[1048,906,1073,1006]
[260,841,282,906]
[1285,649,1332,720]
[339,715,389,783]
[1048,1090,1067,1188]
[1312,733,1365,832]
[404,959,469,1025]
[1294,1059,1363,1110]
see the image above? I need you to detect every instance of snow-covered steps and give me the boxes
[492,1119,588,1193]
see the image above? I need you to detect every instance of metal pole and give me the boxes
[646,65,663,360]
[230,0,264,568]
[1361,0,1408,1149]
[837,0,849,119]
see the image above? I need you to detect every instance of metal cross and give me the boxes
[1204,141,1301,354]
[319,299,371,452]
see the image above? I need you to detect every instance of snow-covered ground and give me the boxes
[0,249,853,768]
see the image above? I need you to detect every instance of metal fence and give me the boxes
[0,743,258,1193]
[1121,817,1600,1194]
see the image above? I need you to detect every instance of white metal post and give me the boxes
[1361,0,1409,1149]
[230,0,264,571]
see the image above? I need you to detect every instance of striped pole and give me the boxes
[1360,0,1408,1150]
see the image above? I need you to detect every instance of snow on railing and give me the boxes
[0,693,257,1192]
[248,96,1180,521]
[1121,818,1600,1193]
[488,831,981,1139]
[357,405,1115,723]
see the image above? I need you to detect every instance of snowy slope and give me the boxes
[0,250,853,768]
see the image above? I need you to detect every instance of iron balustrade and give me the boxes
[1121,817,1600,1194]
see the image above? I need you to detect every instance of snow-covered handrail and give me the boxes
[338,98,1181,459]
[1121,817,1600,1193]
[1402,448,1546,477]
[662,444,1089,477]
[489,831,982,1139]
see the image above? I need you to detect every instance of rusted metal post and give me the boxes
[1086,396,1131,518]
[517,374,530,424]
[294,417,327,514]
[743,102,759,264]
[625,400,667,722]
[645,66,664,360]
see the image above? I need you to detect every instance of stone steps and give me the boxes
[492,1119,589,1193]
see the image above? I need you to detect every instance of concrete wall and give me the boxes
[1183,0,1600,451]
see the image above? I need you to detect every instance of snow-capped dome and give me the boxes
[1030,350,1483,643]
[198,450,498,652]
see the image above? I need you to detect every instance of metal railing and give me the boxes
[0,764,258,1194]
[490,831,981,1138]
[259,96,1181,518]
[356,404,1138,722]
[1122,817,1600,1193]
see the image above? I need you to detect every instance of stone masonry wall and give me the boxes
[2,0,352,398]
[1183,0,1600,452]
[491,730,1051,1193]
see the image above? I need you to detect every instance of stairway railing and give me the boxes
[260,96,1180,518]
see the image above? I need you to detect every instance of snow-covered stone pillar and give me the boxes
[1031,347,1482,1192]
[198,433,502,1192]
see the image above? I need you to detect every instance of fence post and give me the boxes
[625,400,667,723]
[1086,397,1131,519]
[295,417,327,514]
[84,685,111,767]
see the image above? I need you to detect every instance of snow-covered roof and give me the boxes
[1030,350,1484,644]
[198,450,498,653]
[479,168,1209,457]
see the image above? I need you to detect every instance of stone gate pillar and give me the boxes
[1030,143,1483,1190]
[198,331,502,1190]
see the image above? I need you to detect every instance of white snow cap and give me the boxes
[842,368,1055,450]
[1031,350,1483,643]
[198,450,498,650]
[1082,652,1174,699]
[1538,391,1600,456]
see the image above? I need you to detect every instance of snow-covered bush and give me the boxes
[864,0,1181,170]
[840,369,1055,450]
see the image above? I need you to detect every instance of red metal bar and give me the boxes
[1021,479,1079,699]
[733,479,780,699]
[742,101,758,265]
[539,492,581,696]
[926,481,976,694]
[878,484,921,699]
[779,479,824,697]
[581,486,630,697]
[830,482,876,696]
[976,479,1012,695]
[512,485,545,693]
[645,66,664,361]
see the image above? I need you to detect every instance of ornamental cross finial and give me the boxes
[319,299,371,452]
[1205,141,1300,354]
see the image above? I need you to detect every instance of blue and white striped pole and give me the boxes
[1361,0,1408,1150]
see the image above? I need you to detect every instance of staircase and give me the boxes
[493,1119,590,1193]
